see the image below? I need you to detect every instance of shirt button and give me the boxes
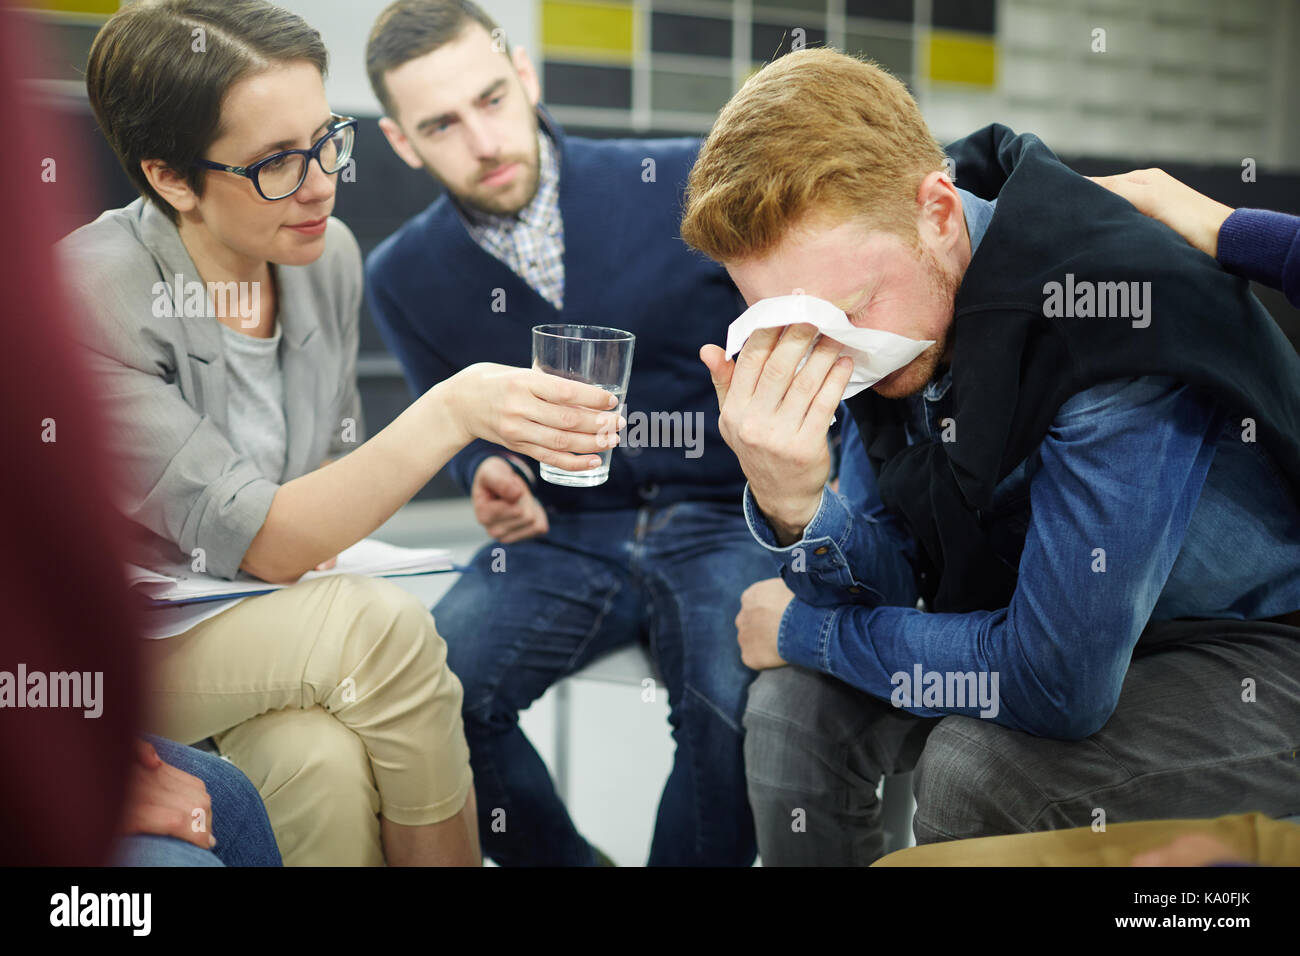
[639,482,659,500]
[814,546,829,555]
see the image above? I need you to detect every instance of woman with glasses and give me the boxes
[56,0,618,866]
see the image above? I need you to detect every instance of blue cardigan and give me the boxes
[365,108,749,513]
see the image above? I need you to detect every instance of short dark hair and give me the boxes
[366,0,510,118]
[86,0,329,222]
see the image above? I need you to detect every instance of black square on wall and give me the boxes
[543,62,633,110]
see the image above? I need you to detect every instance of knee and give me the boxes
[220,707,382,865]
[743,665,873,742]
[339,574,442,651]
[326,575,452,690]
[291,716,374,797]
[742,667,857,784]
[137,737,272,848]
[912,717,1034,843]
[228,707,375,801]
[190,744,268,824]
[745,666,818,727]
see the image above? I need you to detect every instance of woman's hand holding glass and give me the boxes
[444,363,623,472]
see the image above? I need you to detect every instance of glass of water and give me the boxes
[532,324,635,487]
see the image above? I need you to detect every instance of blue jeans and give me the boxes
[435,499,775,865]
[113,735,282,867]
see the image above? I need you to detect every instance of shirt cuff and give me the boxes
[776,597,841,674]
[742,481,883,603]
[457,446,498,491]
[501,453,537,486]
[743,481,849,550]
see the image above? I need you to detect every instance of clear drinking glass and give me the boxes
[532,324,635,487]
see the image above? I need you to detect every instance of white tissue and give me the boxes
[724,294,934,400]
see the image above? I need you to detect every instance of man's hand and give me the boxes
[472,456,549,543]
[120,739,215,851]
[1088,168,1233,259]
[701,324,853,544]
[736,577,796,670]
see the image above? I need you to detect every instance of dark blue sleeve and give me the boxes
[1216,208,1300,308]
[363,256,509,495]
[446,440,509,494]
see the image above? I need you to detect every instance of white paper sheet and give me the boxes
[128,539,454,604]
[128,539,458,639]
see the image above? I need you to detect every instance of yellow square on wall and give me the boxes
[24,0,120,14]
[927,30,997,87]
[542,0,636,64]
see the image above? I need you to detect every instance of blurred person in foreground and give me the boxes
[3,7,277,868]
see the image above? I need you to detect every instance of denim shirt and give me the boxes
[745,190,1300,739]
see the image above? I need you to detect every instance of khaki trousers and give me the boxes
[873,812,1300,866]
[140,573,472,865]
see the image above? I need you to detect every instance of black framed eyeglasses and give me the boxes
[194,115,358,201]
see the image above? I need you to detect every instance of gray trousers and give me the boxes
[743,618,1300,865]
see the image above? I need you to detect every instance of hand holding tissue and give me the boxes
[725,294,934,400]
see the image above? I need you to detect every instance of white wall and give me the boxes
[921,0,1298,169]
[275,0,539,116]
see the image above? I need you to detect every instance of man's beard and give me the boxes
[441,152,541,217]
[871,248,961,399]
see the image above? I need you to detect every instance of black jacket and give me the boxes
[845,124,1300,613]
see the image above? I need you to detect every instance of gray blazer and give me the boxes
[57,198,365,580]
